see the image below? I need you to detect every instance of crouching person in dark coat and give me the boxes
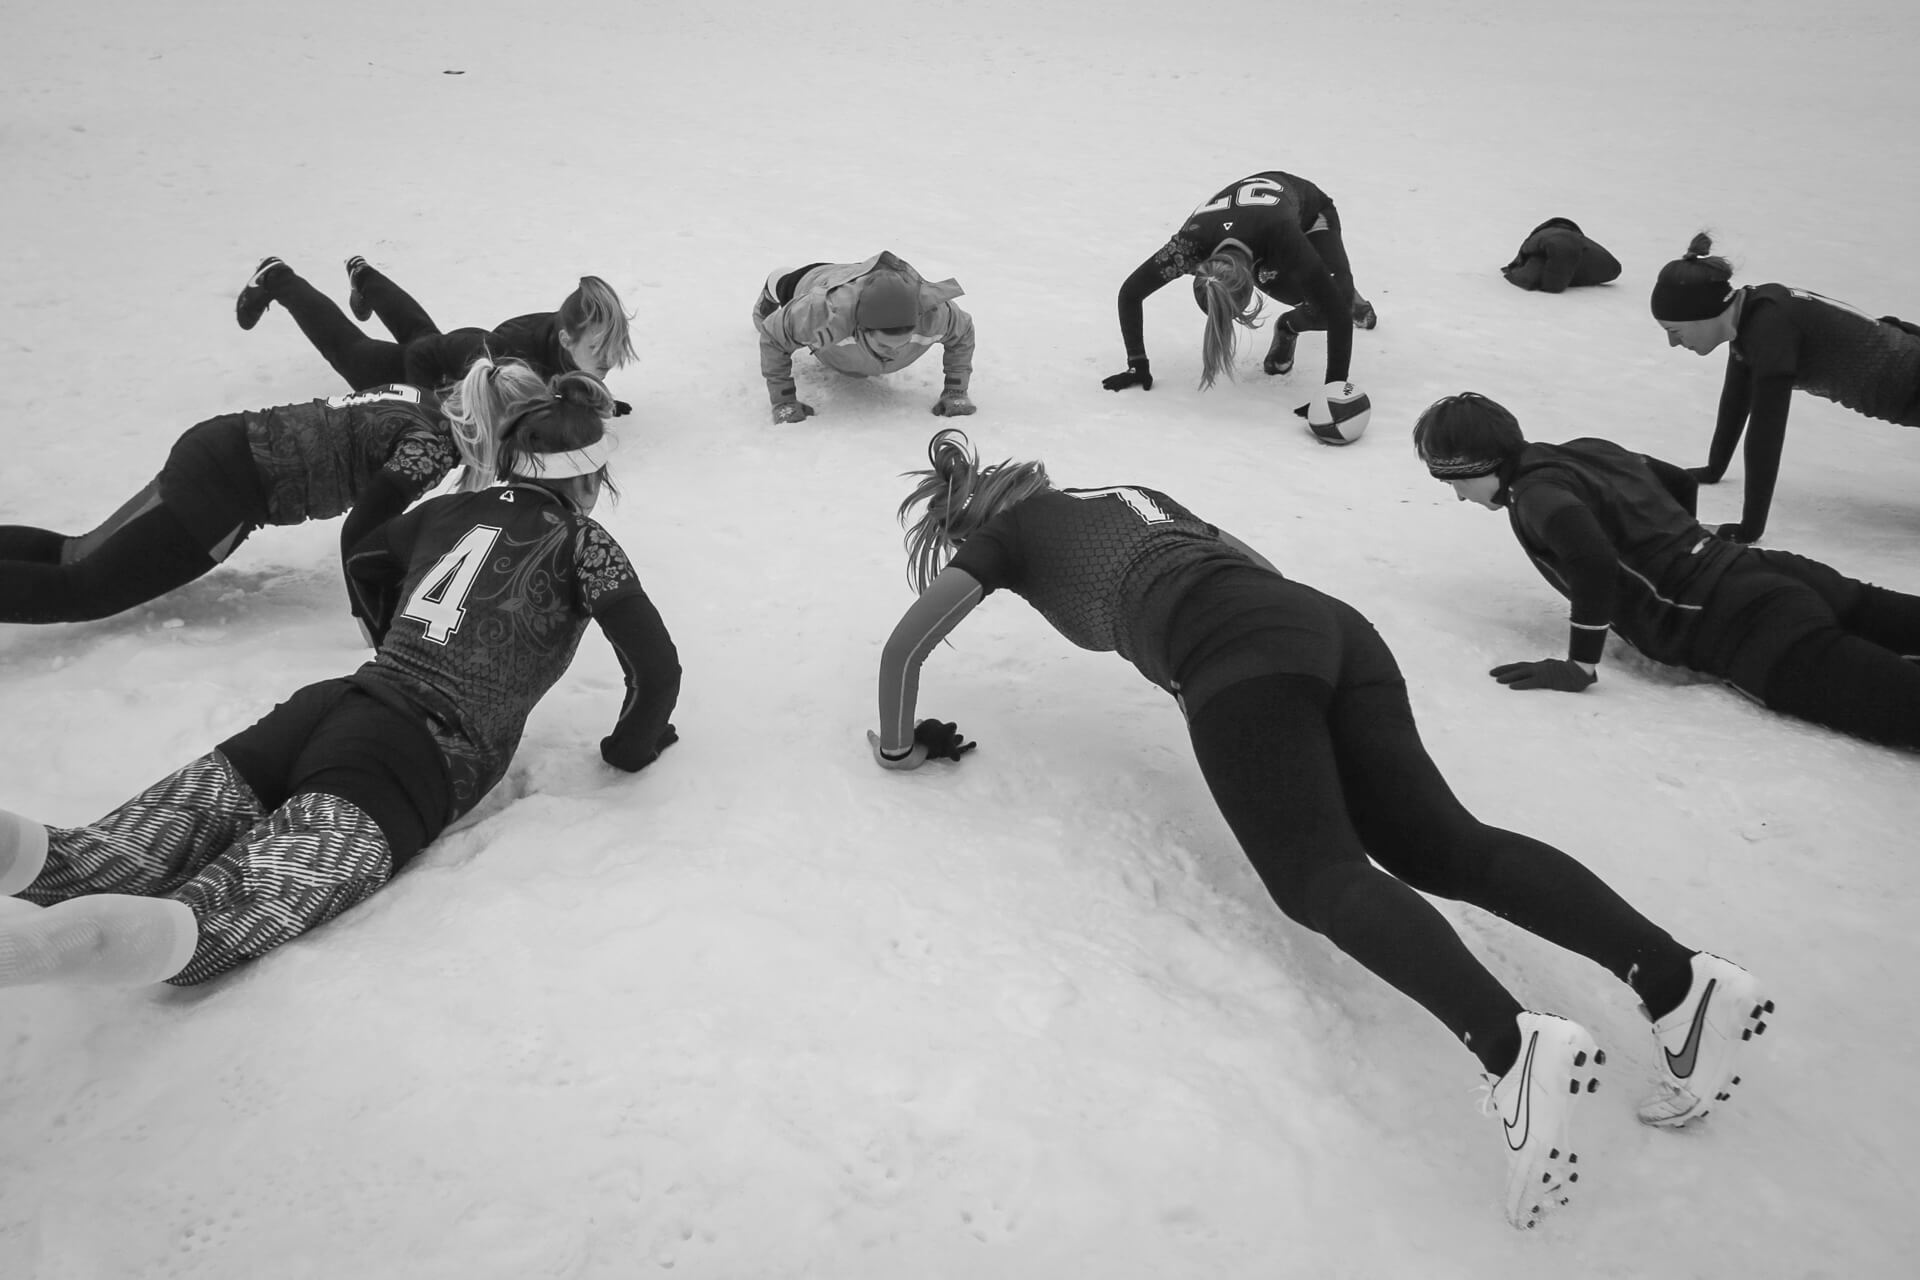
[1502,219,1621,293]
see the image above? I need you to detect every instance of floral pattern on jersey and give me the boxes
[1150,235,1207,282]
[384,428,461,490]
[574,520,642,609]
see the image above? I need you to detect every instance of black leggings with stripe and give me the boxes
[0,415,264,623]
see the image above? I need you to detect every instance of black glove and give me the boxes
[1102,358,1153,392]
[1489,659,1597,692]
[1713,521,1759,544]
[612,400,633,417]
[601,722,678,772]
[1685,465,1722,484]
[913,718,977,761]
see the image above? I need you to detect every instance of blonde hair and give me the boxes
[897,428,1050,594]
[1194,250,1265,390]
[441,357,618,490]
[557,276,638,371]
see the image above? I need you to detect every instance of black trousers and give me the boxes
[1257,205,1363,326]
[270,266,441,390]
[0,415,265,623]
[1700,549,1920,749]
[1182,581,1690,1073]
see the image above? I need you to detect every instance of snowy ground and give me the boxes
[3,1,1917,1276]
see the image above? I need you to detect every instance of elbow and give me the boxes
[880,629,924,678]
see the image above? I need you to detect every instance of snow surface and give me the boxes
[3,1,1917,1275]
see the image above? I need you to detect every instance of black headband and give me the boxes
[1423,453,1505,480]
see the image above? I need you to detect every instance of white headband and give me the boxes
[509,433,617,480]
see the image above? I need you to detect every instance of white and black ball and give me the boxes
[1305,381,1372,446]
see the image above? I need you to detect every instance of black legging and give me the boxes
[0,417,265,624]
[267,265,440,391]
[1762,575,1920,747]
[1263,206,1359,324]
[1704,548,1920,749]
[1188,663,1692,1075]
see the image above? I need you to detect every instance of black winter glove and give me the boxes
[612,400,633,417]
[913,718,977,761]
[1713,521,1759,544]
[601,722,677,772]
[1102,358,1153,392]
[1489,659,1597,692]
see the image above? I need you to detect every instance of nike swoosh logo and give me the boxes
[1664,977,1716,1079]
[1504,1032,1537,1151]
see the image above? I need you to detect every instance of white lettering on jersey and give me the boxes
[1067,486,1174,525]
[400,524,501,645]
[326,384,423,410]
[1193,177,1288,217]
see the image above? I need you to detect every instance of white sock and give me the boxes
[0,894,199,987]
[0,810,50,897]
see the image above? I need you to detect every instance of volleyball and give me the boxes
[1305,381,1372,445]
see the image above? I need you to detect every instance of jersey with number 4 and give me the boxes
[344,484,657,815]
[244,384,459,525]
[947,487,1253,692]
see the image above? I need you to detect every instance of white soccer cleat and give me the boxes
[1637,952,1772,1129]
[1483,1012,1605,1230]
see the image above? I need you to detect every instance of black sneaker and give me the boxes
[1263,325,1297,376]
[235,257,287,331]
[345,256,373,321]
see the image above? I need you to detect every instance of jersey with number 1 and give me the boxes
[345,484,650,816]
[243,384,459,525]
[946,487,1253,693]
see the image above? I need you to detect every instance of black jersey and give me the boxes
[1168,171,1337,274]
[1507,440,1747,666]
[401,312,574,389]
[1117,171,1353,379]
[1732,284,1920,426]
[243,384,458,526]
[344,483,675,817]
[947,487,1251,692]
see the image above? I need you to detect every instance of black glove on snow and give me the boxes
[913,718,977,761]
[1489,660,1597,692]
[1102,358,1153,392]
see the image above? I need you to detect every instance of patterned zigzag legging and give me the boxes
[22,752,393,985]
